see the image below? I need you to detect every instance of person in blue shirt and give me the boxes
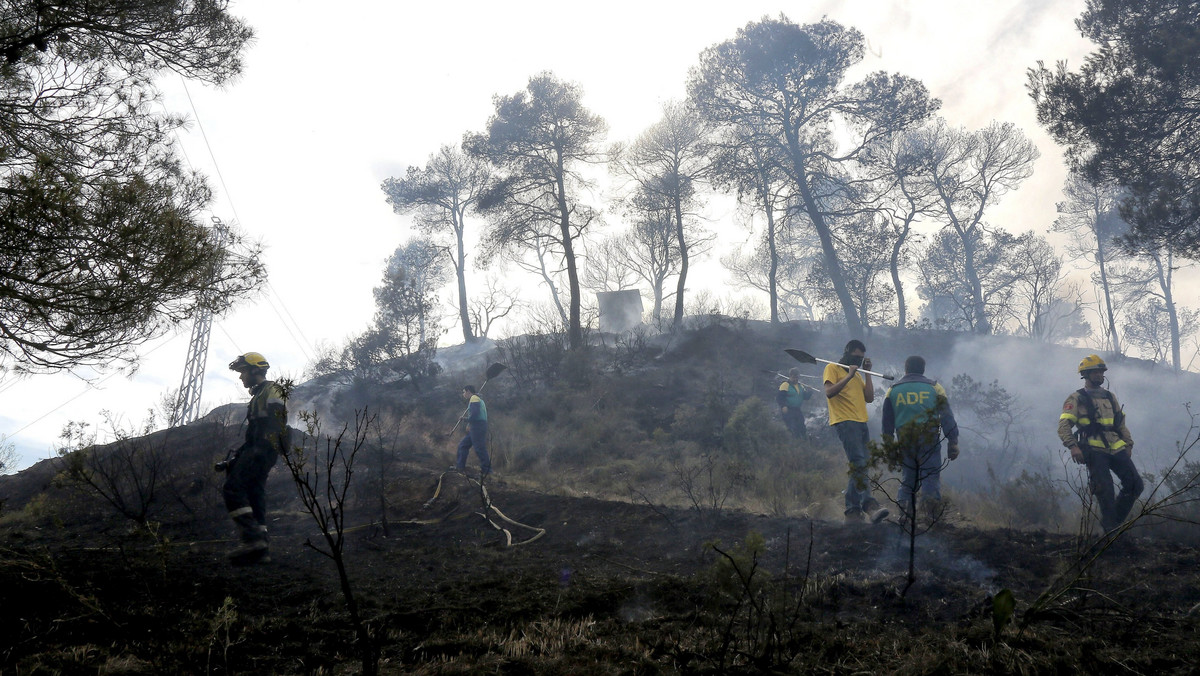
[456,384,491,479]
[776,367,815,439]
[881,356,959,520]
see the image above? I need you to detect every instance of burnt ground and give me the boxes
[2,461,1198,675]
[4,320,1200,673]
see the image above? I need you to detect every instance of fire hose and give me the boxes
[420,468,546,547]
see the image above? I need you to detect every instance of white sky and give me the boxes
[0,0,1159,471]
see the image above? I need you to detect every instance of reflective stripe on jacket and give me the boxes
[1058,388,1132,454]
[243,380,289,453]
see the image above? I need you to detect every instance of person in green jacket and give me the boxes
[881,356,959,521]
[455,384,491,479]
[776,367,815,439]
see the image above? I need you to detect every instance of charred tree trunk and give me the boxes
[672,196,689,331]
[1095,235,1121,354]
[796,176,864,337]
[890,217,913,329]
[453,214,475,343]
[764,184,781,324]
[556,160,583,350]
[960,230,991,334]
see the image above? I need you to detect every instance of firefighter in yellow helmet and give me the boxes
[218,352,288,565]
[1058,354,1143,534]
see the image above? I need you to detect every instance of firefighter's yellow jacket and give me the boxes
[1058,387,1133,455]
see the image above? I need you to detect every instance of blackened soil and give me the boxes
[2,465,1198,674]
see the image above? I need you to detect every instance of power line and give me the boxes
[267,281,314,360]
[267,280,314,351]
[3,76,330,450]
[178,77,316,363]
[262,291,313,362]
[216,322,242,355]
[179,77,243,226]
[0,369,28,396]
[7,333,182,441]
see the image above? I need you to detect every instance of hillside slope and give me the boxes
[1,319,1198,673]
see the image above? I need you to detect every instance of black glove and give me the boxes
[214,450,238,472]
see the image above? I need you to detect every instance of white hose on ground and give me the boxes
[418,469,546,547]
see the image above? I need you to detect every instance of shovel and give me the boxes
[479,361,508,392]
[760,368,820,381]
[761,369,821,392]
[784,349,894,380]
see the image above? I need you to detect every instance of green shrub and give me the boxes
[754,467,844,518]
[997,469,1067,529]
[705,531,769,596]
[722,397,790,458]
[495,330,569,388]
[488,418,546,474]
[671,404,723,449]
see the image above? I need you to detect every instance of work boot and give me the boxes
[844,510,866,524]
[859,499,890,525]
[868,506,891,524]
[228,541,269,566]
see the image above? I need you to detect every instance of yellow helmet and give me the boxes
[1077,354,1106,375]
[229,351,270,373]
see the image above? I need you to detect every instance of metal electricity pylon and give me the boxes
[171,216,229,427]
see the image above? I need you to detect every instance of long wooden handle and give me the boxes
[815,356,893,380]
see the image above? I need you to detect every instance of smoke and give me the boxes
[874,530,998,589]
[948,334,1194,473]
[868,331,1200,488]
[597,290,645,334]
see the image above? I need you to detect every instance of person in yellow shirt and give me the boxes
[824,340,889,524]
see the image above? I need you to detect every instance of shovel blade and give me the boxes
[784,349,818,364]
[484,362,508,381]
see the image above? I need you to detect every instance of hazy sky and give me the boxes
[0,0,1119,470]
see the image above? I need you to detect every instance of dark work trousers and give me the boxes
[223,445,279,545]
[898,443,943,510]
[834,420,879,516]
[1085,449,1144,532]
[781,408,808,439]
[456,422,491,475]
